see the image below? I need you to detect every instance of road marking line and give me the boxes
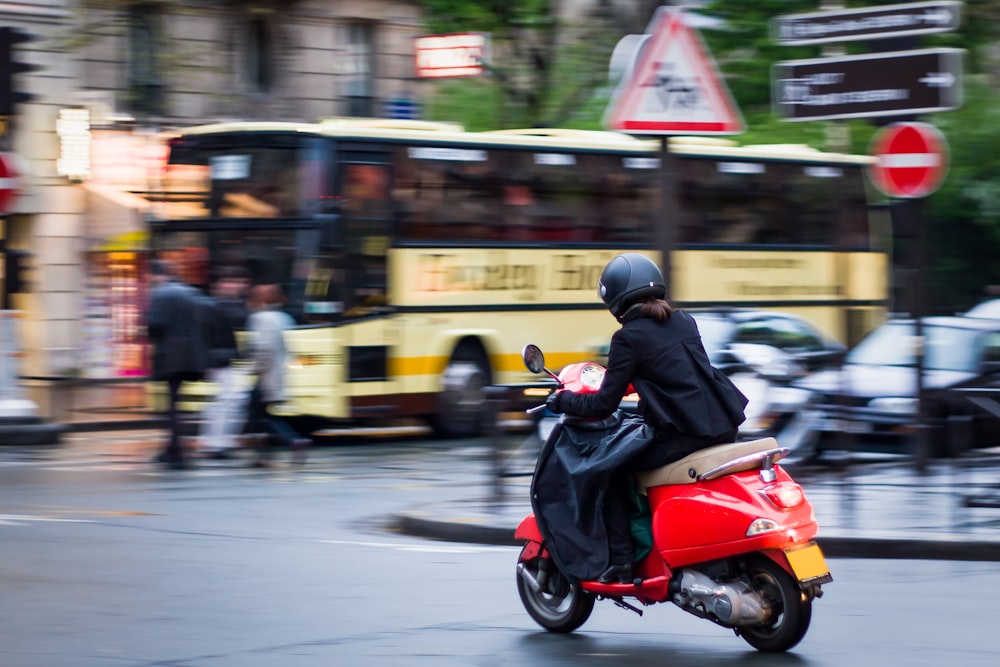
[0,514,96,526]
[318,538,507,553]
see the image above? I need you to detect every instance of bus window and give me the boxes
[394,145,658,245]
[339,161,390,320]
[394,144,502,242]
[161,133,325,220]
[677,158,868,247]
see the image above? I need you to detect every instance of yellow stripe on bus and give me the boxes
[390,352,600,377]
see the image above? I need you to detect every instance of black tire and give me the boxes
[429,342,491,439]
[739,556,812,653]
[516,553,594,634]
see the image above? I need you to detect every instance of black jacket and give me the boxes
[558,309,747,441]
[147,280,211,381]
[206,297,247,368]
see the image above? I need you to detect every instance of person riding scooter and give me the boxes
[544,253,748,583]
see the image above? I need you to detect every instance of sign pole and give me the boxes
[659,137,675,302]
[901,198,930,472]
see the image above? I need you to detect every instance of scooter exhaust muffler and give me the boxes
[671,568,769,626]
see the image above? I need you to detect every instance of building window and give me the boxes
[246,16,274,93]
[344,22,374,116]
[127,4,164,116]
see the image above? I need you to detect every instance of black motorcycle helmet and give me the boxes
[598,253,666,319]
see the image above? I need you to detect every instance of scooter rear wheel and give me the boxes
[516,552,594,633]
[739,555,812,652]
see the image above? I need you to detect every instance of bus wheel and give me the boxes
[430,345,490,439]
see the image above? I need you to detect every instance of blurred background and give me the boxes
[0,0,996,461]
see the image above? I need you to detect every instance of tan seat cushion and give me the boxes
[635,437,779,489]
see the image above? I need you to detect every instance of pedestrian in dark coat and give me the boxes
[198,266,250,459]
[546,253,748,583]
[147,259,210,469]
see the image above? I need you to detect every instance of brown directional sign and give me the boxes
[773,48,964,122]
[772,1,961,46]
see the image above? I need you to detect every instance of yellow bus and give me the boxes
[149,118,888,436]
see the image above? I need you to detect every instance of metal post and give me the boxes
[659,137,676,301]
[484,385,507,504]
[907,198,930,472]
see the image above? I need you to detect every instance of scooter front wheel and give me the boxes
[739,555,812,652]
[516,551,594,633]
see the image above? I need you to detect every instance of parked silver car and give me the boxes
[794,316,1000,457]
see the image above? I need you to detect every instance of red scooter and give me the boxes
[515,344,831,653]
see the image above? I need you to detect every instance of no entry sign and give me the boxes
[0,152,21,214]
[868,121,949,198]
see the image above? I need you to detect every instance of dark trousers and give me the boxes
[163,376,186,463]
[247,385,299,454]
[603,428,739,566]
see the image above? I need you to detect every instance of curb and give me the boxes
[817,535,1000,562]
[64,418,166,433]
[390,513,518,547]
[389,512,1000,562]
[0,422,68,446]
[0,418,167,443]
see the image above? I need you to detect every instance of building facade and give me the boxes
[1,0,425,389]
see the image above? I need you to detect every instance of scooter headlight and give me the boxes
[578,364,606,391]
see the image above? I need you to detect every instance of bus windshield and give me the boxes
[158,131,329,220]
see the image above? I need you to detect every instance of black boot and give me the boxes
[597,563,633,584]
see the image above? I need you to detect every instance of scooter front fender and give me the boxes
[515,514,546,562]
[515,513,543,543]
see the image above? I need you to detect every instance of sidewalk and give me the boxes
[24,378,165,432]
[0,379,163,445]
[391,451,1000,562]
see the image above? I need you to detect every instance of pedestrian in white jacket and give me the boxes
[246,284,309,466]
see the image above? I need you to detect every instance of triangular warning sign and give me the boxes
[604,7,744,135]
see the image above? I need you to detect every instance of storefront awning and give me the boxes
[83,182,150,252]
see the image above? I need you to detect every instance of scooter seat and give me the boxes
[636,437,779,488]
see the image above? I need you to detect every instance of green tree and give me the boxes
[421,0,623,129]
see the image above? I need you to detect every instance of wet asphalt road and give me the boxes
[2,431,1000,667]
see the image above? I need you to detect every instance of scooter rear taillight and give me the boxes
[760,482,805,509]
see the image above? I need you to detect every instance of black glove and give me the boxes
[545,391,564,414]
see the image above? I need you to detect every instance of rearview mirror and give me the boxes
[522,344,545,373]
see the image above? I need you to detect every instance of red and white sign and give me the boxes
[868,121,949,198]
[0,152,22,214]
[604,7,744,135]
[414,32,489,78]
